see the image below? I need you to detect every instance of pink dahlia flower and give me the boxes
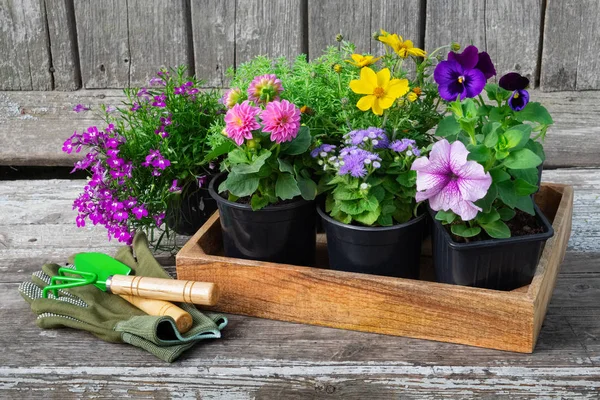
[224,100,261,145]
[221,87,244,109]
[411,139,492,221]
[248,74,283,104]
[260,100,301,144]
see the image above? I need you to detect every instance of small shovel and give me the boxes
[42,253,219,332]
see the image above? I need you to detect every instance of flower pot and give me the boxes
[208,173,317,266]
[166,180,218,236]
[317,204,426,278]
[429,204,554,291]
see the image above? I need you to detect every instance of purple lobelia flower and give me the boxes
[499,72,530,111]
[434,60,486,101]
[447,45,496,80]
[411,139,492,221]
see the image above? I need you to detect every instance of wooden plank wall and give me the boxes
[0,0,598,91]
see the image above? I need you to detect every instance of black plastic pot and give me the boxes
[209,173,317,266]
[317,205,426,278]
[429,204,554,291]
[166,179,218,235]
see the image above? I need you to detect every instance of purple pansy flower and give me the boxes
[499,72,530,112]
[447,45,496,80]
[434,60,486,101]
[73,104,90,113]
[411,139,492,221]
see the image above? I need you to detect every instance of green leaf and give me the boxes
[340,200,365,215]
[277,158,294,174]
[481,220,511,239]
[513,102,554,125]
[501,124,532,150]
[502,148,542,170]
[514,178,538,196]
[451,224,481,238]
[325,194,335,213]
[362,195,379,212]
[483,122,501,148]
[497,180,518,208]
[466,144,491,163]
[204,141,235,163]
[333,186,362,200]
[435,116,461,138]
[275,173,301,200]
[232,150,272,175]
[525,139,546,163]
[490,169,511,183]
[250,194,269,210]
[476,209,500,224]
[382,176,402,195]
[435,210,457,224]
[297,176,317,200]
[474,183,498,213]
[484,83,499,101]
[280,126,311,155]
[515,195,535,215]
[377,214,393,226]
[510,167,539,186]
[219,172,259,198]
[354,208,380,226]
[461,99,478,118]
[227,148,249,165]
[498,207,516,221]
[396,170,416,187]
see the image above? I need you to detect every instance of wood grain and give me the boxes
[44,0,80,90]
[74,0,130,88]
[119,294,193,333]
[0,0,52,90]
[425,0,542,86]
[127,0,192,87]
[109,275,219,305]
[370,0,424,51]
[235,0,305,65]
[541,0,600,91]
[308,0,371,57]
[190,0,235,87]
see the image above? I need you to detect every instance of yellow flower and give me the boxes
[349,67,409,115]
[377,29,426,58]
[407,92,418,102]
[333,64,343,73]
[345,54,382,68]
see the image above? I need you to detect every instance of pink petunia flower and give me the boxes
[411,139,492,221]
[247,74,283,104]
[224,101,261,145]
[260,100,301,144]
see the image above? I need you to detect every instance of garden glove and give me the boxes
[19,232,227,363]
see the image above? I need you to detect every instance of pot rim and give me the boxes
[317,203,426,232]
[428,204,554,250]
[208,172,313,211]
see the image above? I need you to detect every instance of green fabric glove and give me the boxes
[19,233,227,363]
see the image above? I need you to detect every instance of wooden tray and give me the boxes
[176,183,573,353]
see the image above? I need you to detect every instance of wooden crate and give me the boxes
[176,183,573,353]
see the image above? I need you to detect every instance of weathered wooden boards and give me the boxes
[425,0,543,86]
[1,175,600,397]
[541,0,600,91]
[1,89,599,168]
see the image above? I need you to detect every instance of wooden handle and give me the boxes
[119,294,193,333]
[108,275,219,306]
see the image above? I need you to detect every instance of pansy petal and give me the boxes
[350,79,374,94]
[377,68,391,87]
[499,72,530,91]
[386,78,409,98]
[508,89,529,111]
[449,45,479,69]
[452,199,482,221]
[463,68,486,98]
[438,81,464,102]
[434,60,462,85]
[356,95,375,111]
[475,52,496,79]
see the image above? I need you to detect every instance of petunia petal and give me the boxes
[356,95,375,111]
[377,68,391,88]
[448,140,469,171]
[452,199,482,221]
[455,162,492,202]
[386,78,409,98]
[448,45,479,70]
[463,68,486,98]
[429,180,460,212]
[475,52,496,79]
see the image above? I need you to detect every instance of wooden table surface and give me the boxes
[1,90,600,398]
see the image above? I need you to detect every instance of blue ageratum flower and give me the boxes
[499,72,530,111]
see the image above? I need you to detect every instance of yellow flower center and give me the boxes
[373,87,385,98]
[513,92,520,99]
[457,76,464,84]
